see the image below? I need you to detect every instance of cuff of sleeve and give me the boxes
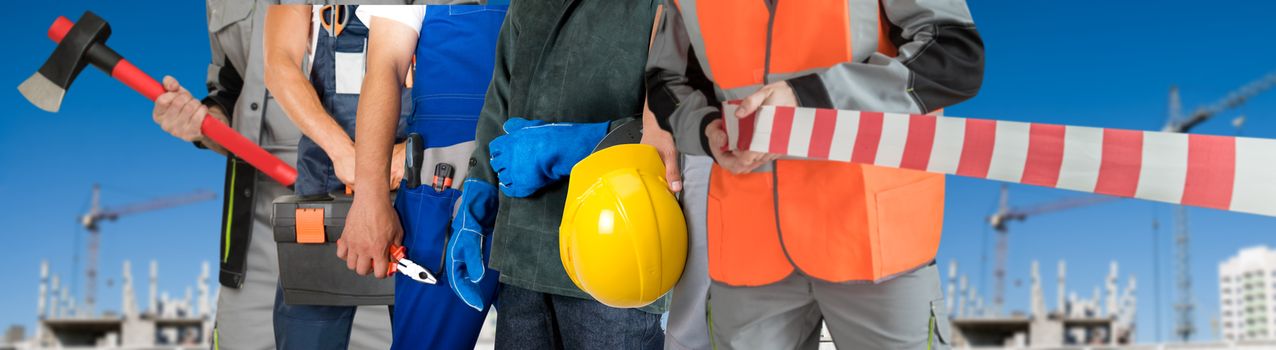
[699,111,721,162]
[646,83,677,132]
[197,96,234,150]
[787,73,835,109]
[193,96,222,149]
[201,95,235,120]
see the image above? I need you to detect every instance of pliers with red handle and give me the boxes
[388,245,437,284]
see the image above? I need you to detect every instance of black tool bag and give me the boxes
[272,193,394,305]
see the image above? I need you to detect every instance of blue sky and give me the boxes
[3,0,224,333]
[3,0,1275,345]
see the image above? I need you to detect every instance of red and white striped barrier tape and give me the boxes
[723,104,1276,217]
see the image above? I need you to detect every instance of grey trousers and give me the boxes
[212,178,392,350]
[665,155,713,350]
[709,264,952,350]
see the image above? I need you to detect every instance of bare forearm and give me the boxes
[264,5,354,160]
[265,59,354,158]
[642,105,664,137]
[353,72,401,199]
[354,16,416,199]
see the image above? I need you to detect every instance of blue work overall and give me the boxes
[391,4,507,350]
[274,5,406,349]
[294,5,410,198]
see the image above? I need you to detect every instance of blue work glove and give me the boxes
[447,179,499,311]
[488,118,609,197]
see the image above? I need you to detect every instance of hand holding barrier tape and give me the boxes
[19,12,297,186]
[724,104,1276,217]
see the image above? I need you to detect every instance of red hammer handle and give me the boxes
[48,17,297,186]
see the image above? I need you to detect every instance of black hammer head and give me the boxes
[18,12,112,113]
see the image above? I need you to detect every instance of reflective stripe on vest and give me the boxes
[692,0,945,286]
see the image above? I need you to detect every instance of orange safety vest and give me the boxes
[689,0,946,286]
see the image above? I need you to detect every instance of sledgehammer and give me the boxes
[18,11,298,186]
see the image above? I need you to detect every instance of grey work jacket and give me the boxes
[206,0,298,288]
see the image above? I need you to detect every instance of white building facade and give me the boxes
[1219,246,1276,341]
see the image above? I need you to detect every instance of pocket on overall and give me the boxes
[394,185,462,277]
[408,95,485,149]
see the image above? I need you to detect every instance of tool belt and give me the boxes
[271,192,395,306]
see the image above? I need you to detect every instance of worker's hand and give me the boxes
[207,104,229,128]
[153,76,209,142]
[331,142,404,189]
[641,117,682,192]
[390,142,406,190]
[330,143,357,187]
[737,80,798,117]
[489,118,609,197]
[717,81,794,172]
[201,105,231,154]
[337,195,402,278]
[704,119,762,174]
[447,179,500,311]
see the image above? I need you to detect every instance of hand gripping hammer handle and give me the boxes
[47,17,298,186]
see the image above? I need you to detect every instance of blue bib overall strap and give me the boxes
[391,5,507,350]
[295,4,369,197]
[275,6,377,350]
[296,5,413,197]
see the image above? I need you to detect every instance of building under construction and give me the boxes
[21,259,213,348]
[944,260,1138,347]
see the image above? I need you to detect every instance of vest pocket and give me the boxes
[705,166,790,286]
[872,174,945,279]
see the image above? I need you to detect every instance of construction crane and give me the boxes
[1161,72,1275,342]
[77,184,216,316]
[1163,72,1276,133]
[987,185,1118,315]
[981,72,1275,320]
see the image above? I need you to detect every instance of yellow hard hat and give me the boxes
[559,144,687,308]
